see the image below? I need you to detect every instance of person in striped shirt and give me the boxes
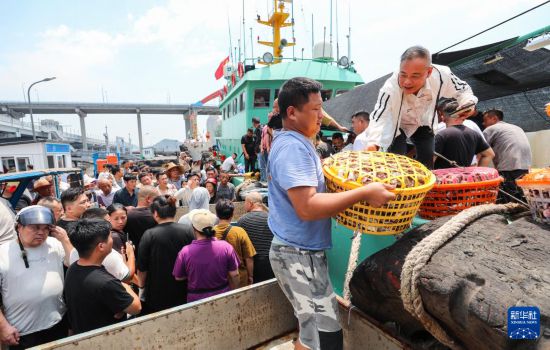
[237,192,274,283]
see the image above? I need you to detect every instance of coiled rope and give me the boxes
[400,203,522,349]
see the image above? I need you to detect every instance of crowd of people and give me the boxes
[0,44,536,350]
[0,156,275,348]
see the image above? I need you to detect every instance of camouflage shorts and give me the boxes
[269,243,341,349]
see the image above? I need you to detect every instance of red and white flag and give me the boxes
[214,56,230,80]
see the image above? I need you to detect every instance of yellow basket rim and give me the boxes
[323,164,436,195]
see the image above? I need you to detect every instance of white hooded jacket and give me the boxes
[367,64,477,150]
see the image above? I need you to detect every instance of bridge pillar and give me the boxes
[183,111,191,139]
[136,109,143,155]
[76,108,88,151]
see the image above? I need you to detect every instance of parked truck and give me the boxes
[33,280,405,349]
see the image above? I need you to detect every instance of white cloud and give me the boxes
[0,0,546,144]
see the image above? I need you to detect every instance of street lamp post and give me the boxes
[27,77,56,141]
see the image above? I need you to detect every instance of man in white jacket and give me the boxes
[366,46,477,169]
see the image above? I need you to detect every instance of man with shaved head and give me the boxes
[237,192,274,283]
[125,186,159,255]
[96,178,116,208]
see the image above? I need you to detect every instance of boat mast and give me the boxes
[257,0,295,64]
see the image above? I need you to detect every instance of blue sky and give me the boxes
[0,0,548,146]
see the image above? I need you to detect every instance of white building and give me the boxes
[0,141,72,173]
[152,139,182,154]
[142,147,155,160]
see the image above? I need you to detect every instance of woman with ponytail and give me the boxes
[173,209,241,302]
[135,196,194,314]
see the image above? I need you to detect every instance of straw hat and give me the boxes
[163,162,185,175]
[33,178,52,191]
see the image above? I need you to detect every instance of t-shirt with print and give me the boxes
[173,238,240,303]
[214,224,256,287]
[137,222,194,313]
[64,264,134,334]
[267,131,331,250]
[0,237,66,335]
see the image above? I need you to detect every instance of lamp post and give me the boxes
[27,77,56,141]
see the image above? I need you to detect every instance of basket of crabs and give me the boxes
[419,167,502,220]
[516,168,550,225]
[323,151,435,235]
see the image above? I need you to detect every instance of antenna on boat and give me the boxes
[291,0,295,60]
[250,27,254,61]
[322,26,326,58]
[242,0,246,63]
[311,13,314,56]
[329,0,333,51]
[347,1,351,62]
[227,15,234,63]
[335,0,339,61]
[238,39,241,62]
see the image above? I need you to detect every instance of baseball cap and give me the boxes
[190,209,217,232]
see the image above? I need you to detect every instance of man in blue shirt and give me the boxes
[268,77,395,350]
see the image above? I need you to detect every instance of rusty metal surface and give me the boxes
[339,302,405,350]
[34,280,297,350]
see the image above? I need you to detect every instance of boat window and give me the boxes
[321,90,332,101]
[1,157,16,173]
[335,90,348,97]
[239,92,246,112]
[47,155,55,168]
[233,98,238,115]
[253,89,270,108]
[16,157,29,172]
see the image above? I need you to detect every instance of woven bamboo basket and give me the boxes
[323,151,435,235]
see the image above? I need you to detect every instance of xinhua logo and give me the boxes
[508,306,540,340]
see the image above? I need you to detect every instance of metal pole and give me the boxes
[136,109,143,155]
[250,27,254,61]
[27,77,56,141]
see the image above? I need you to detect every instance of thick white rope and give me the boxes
[400,203,521,349]
[343,230,362,303]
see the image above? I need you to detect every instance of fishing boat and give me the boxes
[211,0,363,159]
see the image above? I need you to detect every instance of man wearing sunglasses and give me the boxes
[0,206,73,349]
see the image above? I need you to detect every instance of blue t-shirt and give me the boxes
[267,131,331,250]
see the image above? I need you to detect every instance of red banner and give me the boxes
[214,56,230,80]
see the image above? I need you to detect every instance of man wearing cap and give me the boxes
[173,210,240,302]
[113,174,139,208]
[367,46,477,169]
[0,206,73,348]
[434,98,494,169]
[31,178,54,205]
